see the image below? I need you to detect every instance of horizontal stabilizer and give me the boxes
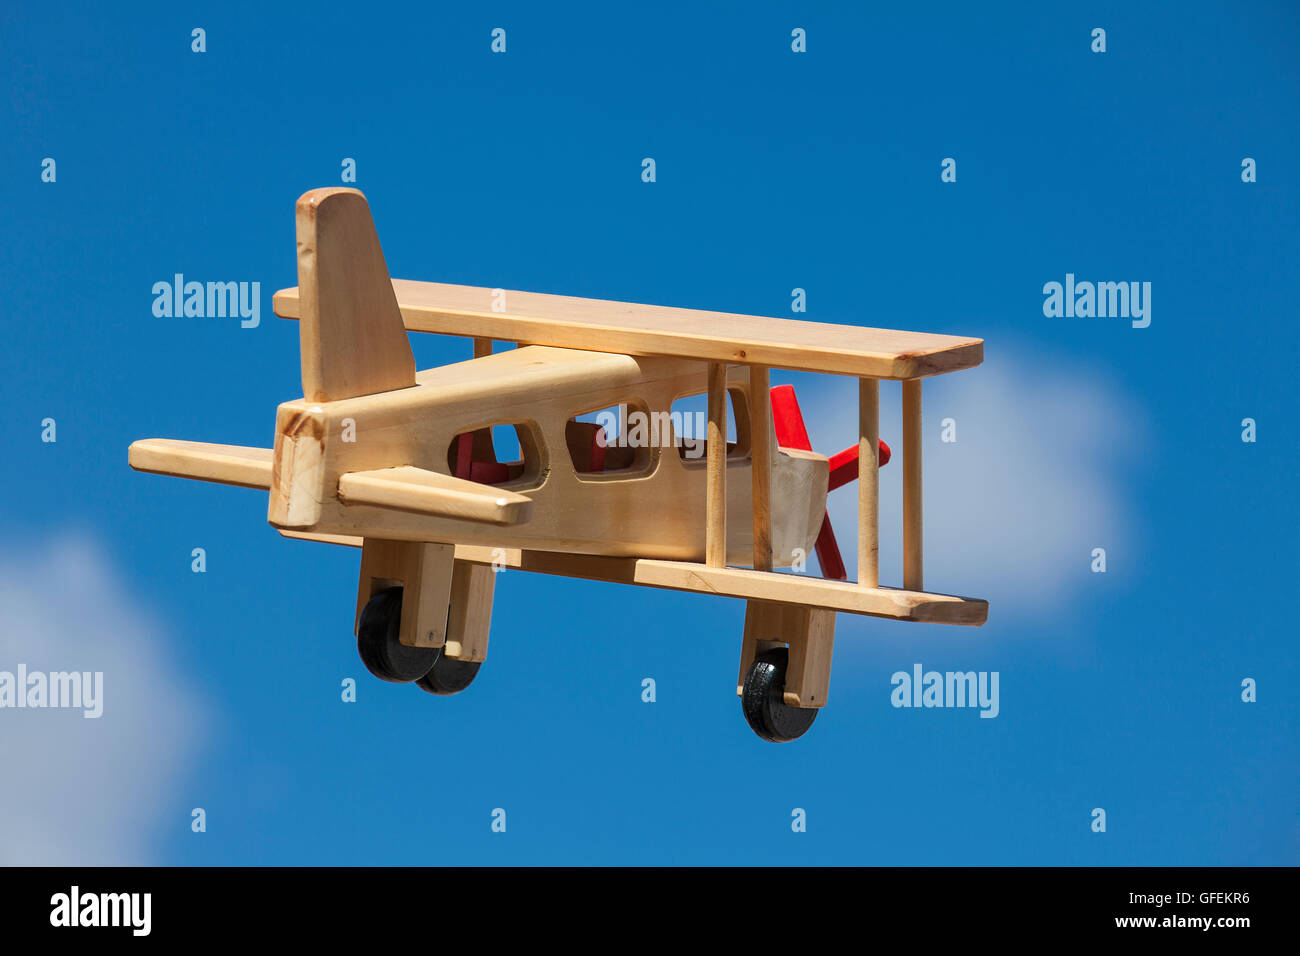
[338,467,533,526]
[128,439,272,490]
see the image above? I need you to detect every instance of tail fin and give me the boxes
[295,188,416,402]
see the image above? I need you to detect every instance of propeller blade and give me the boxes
[827,439,891,492]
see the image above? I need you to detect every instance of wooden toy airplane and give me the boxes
[129,188,987,742]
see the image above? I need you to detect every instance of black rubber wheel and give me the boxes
[356,587,437,683]
[741,647,818,743]
[416,648,482,696]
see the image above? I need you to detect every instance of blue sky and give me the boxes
[1,1,1296,864]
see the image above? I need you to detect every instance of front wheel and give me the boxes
[741,647,818,742]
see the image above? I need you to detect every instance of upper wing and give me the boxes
[274,279,983,380]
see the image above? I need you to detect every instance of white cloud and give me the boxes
[783,343,1144,622]
[0,535,209,864]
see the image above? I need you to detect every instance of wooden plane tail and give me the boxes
[294,187,415,402]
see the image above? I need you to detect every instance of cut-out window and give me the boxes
[669,387,750,462]
[565,402,655,478]
[445,422,541,486]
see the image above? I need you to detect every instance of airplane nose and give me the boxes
[770,384,890,581]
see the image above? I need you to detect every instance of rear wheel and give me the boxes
[416,650,481,696]
[356,587,437,683]
[741,647,817,742]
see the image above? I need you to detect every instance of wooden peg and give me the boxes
[706,362,728,567]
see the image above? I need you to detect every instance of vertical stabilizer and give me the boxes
[295,188,416,402]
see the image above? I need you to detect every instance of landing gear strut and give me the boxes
[357,585,482,694]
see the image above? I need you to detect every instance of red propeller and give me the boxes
[770,384,890,580]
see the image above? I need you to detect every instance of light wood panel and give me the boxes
[275,279,983,380]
